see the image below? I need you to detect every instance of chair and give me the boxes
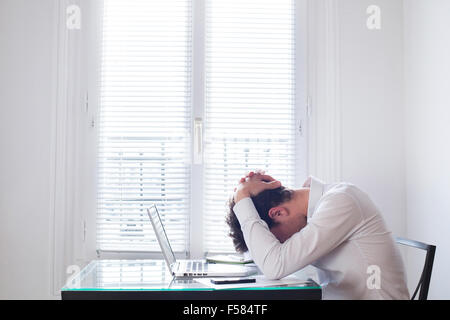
[395,237,436,300]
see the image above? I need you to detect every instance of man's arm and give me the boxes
[233,192,363,280]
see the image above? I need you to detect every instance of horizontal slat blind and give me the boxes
[97,0,192,252]
[203,0,297,253]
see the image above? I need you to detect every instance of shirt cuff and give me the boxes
[233,197,261,225]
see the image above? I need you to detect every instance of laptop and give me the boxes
[147,204,257,278]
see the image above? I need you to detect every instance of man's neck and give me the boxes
[293,188,310,218]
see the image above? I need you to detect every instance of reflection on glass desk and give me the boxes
[61,260,322,300]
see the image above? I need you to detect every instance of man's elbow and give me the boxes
[263,272,283,281]
[258,245,287,280]
[261,260,285,280]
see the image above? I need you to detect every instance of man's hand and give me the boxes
[233,171,282,203]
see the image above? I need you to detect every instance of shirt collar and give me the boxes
[306,176,326,219]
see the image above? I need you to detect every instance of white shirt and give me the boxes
[233,176,410,300]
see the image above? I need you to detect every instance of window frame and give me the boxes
[81,0,308,261]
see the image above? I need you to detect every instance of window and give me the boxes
[95,0,305,256]
[203,0,297,252]
[96,0,192,253]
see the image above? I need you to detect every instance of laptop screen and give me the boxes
[147,205,177,268]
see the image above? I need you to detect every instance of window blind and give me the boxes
[97,0,192,252]
[203,0,297,253]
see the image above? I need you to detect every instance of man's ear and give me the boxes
[268,206,288,222]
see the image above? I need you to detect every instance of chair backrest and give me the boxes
[395,236,436,300]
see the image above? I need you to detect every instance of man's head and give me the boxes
[226,186,309,253]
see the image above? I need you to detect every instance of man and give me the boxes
[227,172,410,300]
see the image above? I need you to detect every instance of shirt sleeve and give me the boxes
[233,192,363,280]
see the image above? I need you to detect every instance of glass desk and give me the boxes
[61,260,322,300]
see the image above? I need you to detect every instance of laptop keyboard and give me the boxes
[186,261,208,273]
[180,260,208,275]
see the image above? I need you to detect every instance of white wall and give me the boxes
[1,0,447,300]
[0,0,57,299]
[403,0,450,300]
[338,0,406,235]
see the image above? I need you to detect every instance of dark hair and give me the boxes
[226,187,294,253]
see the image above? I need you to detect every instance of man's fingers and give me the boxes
[258,174,277,182]
[243,170,264,179]
[249,170,265,176]
[239,171,259,183]
[266,180,282,189]
[238,172,279,193]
